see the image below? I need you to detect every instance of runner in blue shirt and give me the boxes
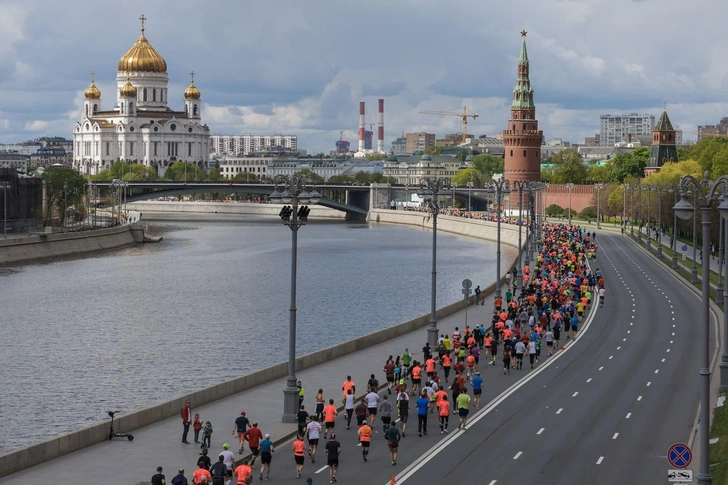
[471,372,483,409]
[416,392,430,437]
[571,315,579,339]
[258,434,275,481]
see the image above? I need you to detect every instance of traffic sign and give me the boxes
[668,469,693,482]
[667,443,692,469]
[462,279,472,289]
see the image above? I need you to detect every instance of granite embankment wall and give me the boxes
[0,208,522,478]
[127,201,346,219]
[0,225,142,265]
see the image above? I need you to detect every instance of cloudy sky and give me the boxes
[0,0,726,153]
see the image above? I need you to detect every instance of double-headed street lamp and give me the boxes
[269,175,322,422]
[0,181,9,239]
[566,183,575,224]
[643,185,652,250]
[418,177,451,349]
[110,179,128,226]
[674,171,728,485]
[629,184,636,236]
[669,184,679,269]
[654,184,666,258]
[594,183,604,229]
[513,181,530,290]
[487,178,511,299]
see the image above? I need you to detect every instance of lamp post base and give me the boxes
[282,387,299,423]
[716,283,723,304]
[692,269,699,284]
[720,362,728,393]
[427,324,439,349]
[672,255,678,269]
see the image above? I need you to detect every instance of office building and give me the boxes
[211,134,298,156]
[599,113,655,146]
[405,132,436,154]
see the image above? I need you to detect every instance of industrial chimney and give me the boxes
[377,99,384,153]
[358,102,366,153]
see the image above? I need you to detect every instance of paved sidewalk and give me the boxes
[5,289,505,485]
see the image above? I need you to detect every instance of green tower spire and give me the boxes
[512,30,534,110]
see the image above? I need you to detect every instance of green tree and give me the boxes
[424,146,443,155]
[292,169,324,184]
[42,167,87,225]
[579,206,597,219]
[550,149,587,184]
[587,165,610,183]
[451,167,483,186]
[471,154,504,177]
[208,167,223,182]
[365,153,388,161]
[233,171,259,182]
[327,174,354,184]
[606,147,649,183]
[607,185,625,219]
[92,160,158,182]
[454,149,470,161]
[545,204,564,216]
[162,162,206,181]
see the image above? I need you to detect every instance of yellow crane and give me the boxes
[418,106,479,144]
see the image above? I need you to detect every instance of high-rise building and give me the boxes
[599,113,655,146]
[697,118,728,140]
[364,130,373,150]
[210,134,298,156]
[391,136,407,155]
[335,140,350,153]
[646,109,678,176]
[405,132,436,153]
[503,31,543,182]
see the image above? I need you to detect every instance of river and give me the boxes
[0,213,515,454]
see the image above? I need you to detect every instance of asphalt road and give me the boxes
[268,233,713,485]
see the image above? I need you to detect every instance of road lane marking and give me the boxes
[609,356,613,359]
[646,382,651,386]
[617,346,621,350]
[513,451,522,459]
[637,396,642,401]
[596,456,604,464]
[537,428,545,435]
[316,466,328,474]
[488,481,497,485]
[572,392,579,397]
[655,369,659,374]
[667,349,671,353]
[556,408,563,414]
[626,413,631,419]
[613,433,619,439]
[662,358,666,363]
[586,378,592,383]
[598,366,604,371]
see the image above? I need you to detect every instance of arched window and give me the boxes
[193,105,198,116]
[129,102,134,113]
[143,88,147,102]
[510,150,513,156]
[93,104,98,114]
[662,134,666,141]
[120,104,124,114]
[512,124,516,131]
[85,105,88,116]
[523,150,527,157]
[152,89,156,102]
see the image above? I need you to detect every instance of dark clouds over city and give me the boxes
[0,0,726,152]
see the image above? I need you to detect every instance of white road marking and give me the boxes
[488,481,497,485]
[596,456,604,464]
[556,408,563,414]
[537,428,545,435]
[586,378,592,383]
[609,356,613,360]
[667,349,671,353]
[626,413,632,419]
[316,466,328,474]
[670,340,673,344]
[655,369,659,374]
[662,358,666,363]
[637,396,642,401]
[613,433,619,439]
[513,451,523,459]
[617,346,621,350]
[627,330,631,334]
[572,392,579,397]
[623,338,627,341]
[598,366,604,371]
[646,382,652,387]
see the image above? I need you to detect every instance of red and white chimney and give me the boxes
[358,102,366,152]
[377,99,384,153]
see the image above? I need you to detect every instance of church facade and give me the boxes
[73,16,210,176]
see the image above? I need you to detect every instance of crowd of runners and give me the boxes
[150,222,605,485]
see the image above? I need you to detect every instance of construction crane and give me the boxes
[419,106,479,144]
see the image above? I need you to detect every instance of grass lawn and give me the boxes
[710,394,728,485]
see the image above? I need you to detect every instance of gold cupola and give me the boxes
[184,71,201,100]
[117,15,168,73]
[119,78,137,97]
[84,72,101,99]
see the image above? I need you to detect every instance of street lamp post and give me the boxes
[692,191,699,284]
[718,198,724,303]
[722,214,728,393]
[674,171,728,485]
[644,185,652,250]
[524,187,532,268]
[655,185,664,258]
[670,185,679,269]
[0,181,9,239]
[629,184,635,236]
[269,175,322,422]
[63,182,68,233]
[513,181,528,291]
[595,183,604,229]
[487,178,511,299]
[566,183,574,224]
[637,184,643,243]
[418,177,451,349]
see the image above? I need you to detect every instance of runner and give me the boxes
[315,389,325,422]
[358,419,372,462]
[365,387,380,423]
[502,344,511,375]
[244,423,263,470]
[416,390,430,437]
[219,444,235,485]
[367,373,380,392]
[425,355,436,379]
[379,395,393,434]
[192,464,212,485]
[515,339,526,370]
[292,434,306,478]
[545,327,554,356]
[258,434,274,481]
[437,393,450,433]
[324,434,341,483]
[402,348,411,378]
[384,420,402,465]
[599,286,605,307]
[341,376,355,399]
[296,405,309,438]
[528,338,537,369]
[305,416,322,463]
[471,371,483,409]
[343,388,355,430]
[456,387,471,430]
[410,361,422,396]
[210,455,227,485]
[383,358,396,394]
[441,352,452,383]
[232,412,250,454]
[323,399,337,439]
[233,459,251,485]
[396,388,409,437]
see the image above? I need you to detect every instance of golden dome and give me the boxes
[117,20,167,73]
[184,82,201,100]
[85,81,101,100]
[119,78,137,97]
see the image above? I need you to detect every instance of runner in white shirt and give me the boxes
[365,390,380,423]
[599,287,606,307]
[343,391,355,429]
[306,417,322,463]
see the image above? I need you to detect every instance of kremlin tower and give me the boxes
[503,31,544,182]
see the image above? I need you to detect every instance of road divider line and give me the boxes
[598,366,604,371]
[513,451,522,460]
[537,428,545,435]
[626,413,631,419]
[572,392,579,397]
[586,378,592,383]
[612,433,619,439]
[316,466,328,474]
[597,456,604,464]
[556,408,563,414]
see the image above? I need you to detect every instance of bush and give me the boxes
[580,206,597,219]
[546,204,564,216]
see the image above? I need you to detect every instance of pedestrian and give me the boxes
[306,415,322,463]
[298,380,305,408]
[471,371,483,409]
[341,376,355,399]
[244,422,264,470]
[528,338,537,369]
[219,444,235,485]
[233,459,252,485]
[379,395,393,433]
[172,468,188,485]
[315,389,325,422]
[259,433,274,481]
[416,391,430,437]
[441,352,452,383]
[396,388,409,437]
[193,413,202,444]
[355,398,368,426]
[358,419,372,462]
[192,464,211,485]
[297,405,309,438]
[293,434,306,478]
[198,448,211,471]
[343,389,355,429]
[475,285,481,305]
[456,387,471,430]
[152,466,167,485]
[503,344,511,375]
[181,400,192,444]
[323,399,337,439]
[365,387,379,422]
[202,421,213,449]
[401,348,411,378]
[210,455,227,485]
[437,394,450,433]
[383,358,395,394]
[384,420,402,465]
[324,434,341,483]
[411,361,422,396]
[367,373,380,392]
[232,411,250,454]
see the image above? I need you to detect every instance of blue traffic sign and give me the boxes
[667,443,692,469]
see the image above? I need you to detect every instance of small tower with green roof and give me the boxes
[646,108,678,176]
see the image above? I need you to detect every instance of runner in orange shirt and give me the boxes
[323,399,337,439]
[342,376,355,398]
[292,435,306,478]
[411,363,422,396]
[437,394,450,433]
[425,357,436,378]
[234,459,252,485]
[358,420,372,462]
[191,464,211,485]
[441,353,452,383]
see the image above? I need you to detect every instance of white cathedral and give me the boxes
[73,16,210,176]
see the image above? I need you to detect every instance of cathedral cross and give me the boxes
[139,15,146,33]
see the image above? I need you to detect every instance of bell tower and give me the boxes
[646,107,678,176]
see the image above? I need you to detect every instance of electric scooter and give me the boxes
[107,410,134,441]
